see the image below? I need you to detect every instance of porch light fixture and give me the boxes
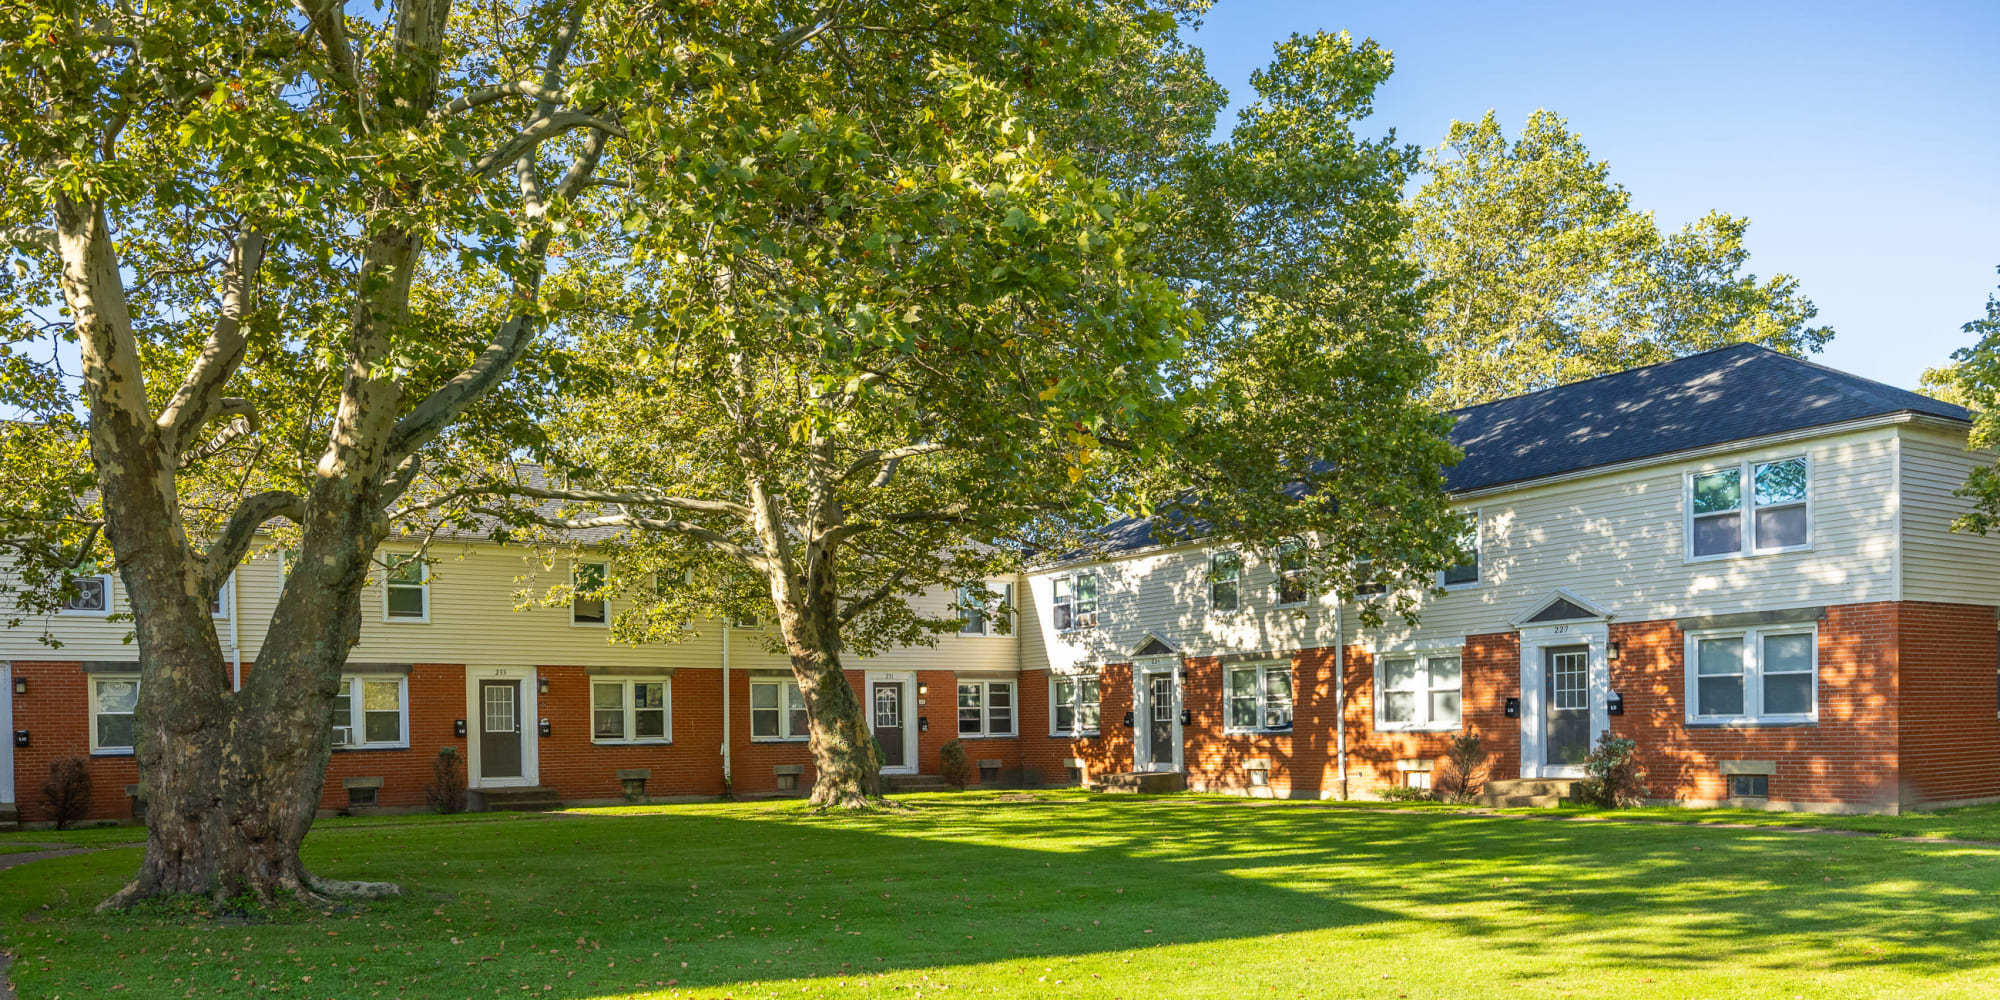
[11,677,23,695]
[1607,641,1622,661]
[538,676,550,695]
[918,683,928,697]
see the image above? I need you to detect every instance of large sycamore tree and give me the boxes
[478,28,1466,806]
[1408,110,1834,407]
[0,0,1128,904]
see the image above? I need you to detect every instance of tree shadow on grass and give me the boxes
[3,799,1999,997]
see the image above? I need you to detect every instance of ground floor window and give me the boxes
[751,679,810,740]
[592,677,671,743]
[1225,661,1294,732]
[90,675,140,753]
[332,675,408,748]
[1051,676,1101,736]
[1376,650,1462,731]
[1686,625,1816,724]
[957,680,1015,737]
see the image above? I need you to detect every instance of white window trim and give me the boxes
[957,582,1014,637]
[1440,509,1481,589]
[749,678,809,742]
[1049,675,1103,737]
[1053,572,1099,633]
[61,570,115,616]
[1374,648,1465,733]
[1684,455,1813,563]
[88,674,140,755]
[211,571,234,620]
[1223,660,1294,734]
[590,676,673,745]
[1208,550,1243,614]
[1683,624,1819,725]
[381,554,430,624]
[572,561,611,627]
[955,679,1017,738]
[1273,539,1309,608]
[332,674,411,750]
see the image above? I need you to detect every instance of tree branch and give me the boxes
[473,111,626,179]
[294,0,365,130]
[385,312,536,461]
[470,505,772,573]
[839,440,946,486]
[156,231,265,455]
[837,567,910,627]
[434,78,570,119]
[472,480,754,518]
[201,490,306,592]
[818,506,971,549]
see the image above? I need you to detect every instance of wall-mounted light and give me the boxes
[538,676,550,695]
[1607,641,1622,661]
[917,682,928,697]
[12,677,24,695]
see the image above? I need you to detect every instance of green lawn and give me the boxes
[6,794,2000,999]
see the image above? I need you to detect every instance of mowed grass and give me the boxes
[5,795,2000,999]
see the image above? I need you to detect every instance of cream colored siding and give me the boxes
[1899,426,2000,605]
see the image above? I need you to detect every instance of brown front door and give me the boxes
[480,680,523,779]
[872,681,905,768]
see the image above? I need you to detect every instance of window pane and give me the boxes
[1211,579,1239,612]
[1055,703,1076,733]
[98,713,135,749]
[1229,696,1258,729]
[1078,699,1100,731]
[751,683,779,709]
[95,679,139,714]
[1763,633,1812,673]
[1262,669,1293,702]
[958,683,982,734]
[1228,667,1257,698]
[594,682,624,710]
[1697,637,1745,676]
[1442,560,1478,586]
[594,708,626,739]
[1428,656,1462,690]
[332,690,352,735]
[1764,673,1813,716]
[385,556,424,585]
[1692,512,1743,556]
[635,707,666,739]
[1697,676,1745,716]
[1443,515,1479,584]
[1430,690,1462,726]
[364,680,400,712]
[787,684,809,737]
[1076,574,1097,609]
[959,587,984,635]
[1754,458,1806,505]
[573,597,607,623]
[386,585,425,618]
[635,682,665,710]
[988,683,1013,734]
[1383,657,1418,691]
[1385,690,1416,724]
[751,708,779,738]
[1755,505,1808,549]
[1053,604,1074,631]
[364,710,400,743]
[1054,678,1074,705]
[1692,470,1743,514]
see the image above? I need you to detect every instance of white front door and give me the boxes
[1133,659,1182,773]
[0,664,13,804]
[1517,623,1610,780]
[865,671,917,775]
[467,666,539,788]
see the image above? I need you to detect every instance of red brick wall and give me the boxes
[1018,665,1131,785]
[11,662,140,823]
[529,666,726,803]
[1896,602,2000,806]
[1342,632,1521,797]
[321,663,467,811]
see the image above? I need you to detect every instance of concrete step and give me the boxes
[1488,794,1563,808]
[884,774,953,793]
[478,786,562,812]
[0,804,17,833]
[1093,771,1186,794]
[1478,778,1576,808]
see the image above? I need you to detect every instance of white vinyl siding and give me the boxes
[1900,429,2000,604]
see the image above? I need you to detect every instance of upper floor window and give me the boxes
[1352,559,1386,597]
[750,679,809,740]
[1689,457,1809,559]
[592,677,671,743]
[956,680,1016,737]
[1275,540,1308,607]
[383,554,429,622]
[573,561,609,625]
[1441,512,1480,587]
[1053,572,1098,632]
[1687,626,1816,724]
[1226,661,1294,732]
[1376,651,1462,731]
[331,675,408,748]
[210,572,233,619]
[90,675,139,753]
[1209,552,1243,612]
[957,583,1014,636]
[1051,676,1101,736]
[62,563,113,615]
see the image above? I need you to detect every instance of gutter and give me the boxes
[229,573,242,692]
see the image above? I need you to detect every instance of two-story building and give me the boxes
[5,344,1997,823]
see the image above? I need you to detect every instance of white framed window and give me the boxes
[210,571,234,619]
[591,677,671,744]
[1225,661,1294,732]
[1686,625,1817,724]
[1209,551,1242,612]
[750,679,809,740]
[573,561,609,625]
[956,680,1016,737]
[1376,650,1463,731]
[1441,511,1480,587]
[957,582,1014,636]
[1050,675,1101,736]
[1352,558,1386,597]
[62,563,113,615]
[382,553,429,622]
[1052,572,1098,632]
[330,675,409,749]
[1275,540,1309,607]
[1688,456,1810,559]
[89,675,140,754]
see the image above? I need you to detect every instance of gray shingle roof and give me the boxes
[1077,344,1968,557]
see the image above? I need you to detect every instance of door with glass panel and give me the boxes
[872,681,907,769]
[1140,670,1179,771]
[1543,646,1590,767]
[479,679,523,780]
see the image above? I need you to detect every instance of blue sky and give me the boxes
[1188,0,1999,390]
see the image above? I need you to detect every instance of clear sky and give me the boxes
[1188,0,1999,390]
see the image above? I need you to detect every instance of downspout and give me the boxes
[1334,603,1346,801]
[229,573,242,693]
[720,623,732,797]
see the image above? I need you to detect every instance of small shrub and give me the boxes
[939,739,970,789]
[425,746,468,814]
[1435,732,1489,803]
[1377,784,1434,803]
[40,756,93,830]
[1575,732,1649,807]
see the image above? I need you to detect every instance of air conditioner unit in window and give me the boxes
[331,725,354,747]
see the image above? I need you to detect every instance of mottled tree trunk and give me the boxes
[776,552,882,808]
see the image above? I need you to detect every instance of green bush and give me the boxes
[1575,732,1649,807]
[1377,784,1434,802]
[939,739,970,789]
[1435,733,1489,803]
